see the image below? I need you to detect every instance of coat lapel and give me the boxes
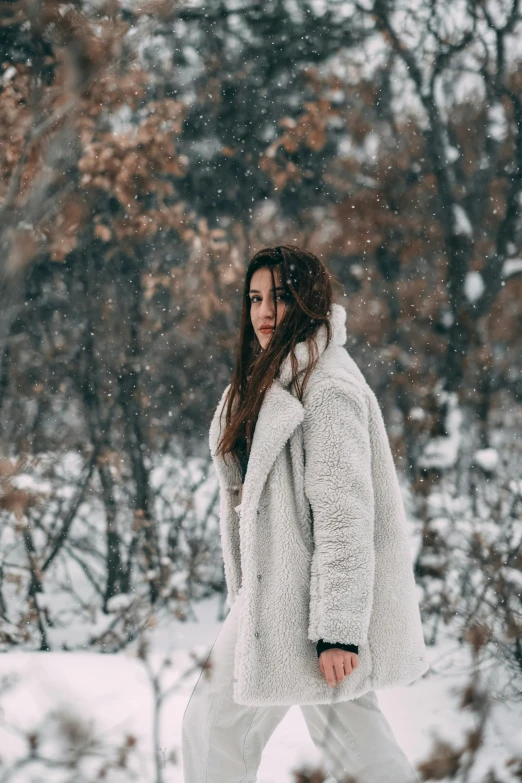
[208,378,304,603]
[240,379,304,515]
[209,379,304,498]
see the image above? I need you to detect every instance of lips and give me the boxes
[260,327,274,332]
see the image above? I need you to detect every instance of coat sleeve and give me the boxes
[303,378,375,647]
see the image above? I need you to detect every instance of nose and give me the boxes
[259,296,275,320]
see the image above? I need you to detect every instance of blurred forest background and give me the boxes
[0,0,521,781]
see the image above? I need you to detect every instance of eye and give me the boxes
[249,292,289,303]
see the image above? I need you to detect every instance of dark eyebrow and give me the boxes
[249,287,285,294]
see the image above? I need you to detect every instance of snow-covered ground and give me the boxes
[1,592,521,782]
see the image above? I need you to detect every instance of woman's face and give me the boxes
[248,266,288,350]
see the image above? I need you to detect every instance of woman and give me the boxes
[182,245,429,782]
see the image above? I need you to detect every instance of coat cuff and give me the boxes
[316,639,359,657]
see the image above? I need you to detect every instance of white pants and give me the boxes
[182,593,420,783]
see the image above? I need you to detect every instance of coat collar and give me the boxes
[276,301,347,388]
[209,303,348,509]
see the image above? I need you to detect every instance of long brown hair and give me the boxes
[216,244,335,472]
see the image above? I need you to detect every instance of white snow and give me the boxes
[474,447,499,472]
[464,270,485,302]
[440,307,454,327]
[169,572,187,590]
[446,145,460,162]
[503,567,522,590]
[418,391,462,470]
[502,257,522,278]
[487,102,508,143]
[2,65,17,84]
[453,204,473,237]
[1,600,521,782]
[429,516,451,534]
[106,593,134,612]
[508,479,522,496]
[34,592,53,609]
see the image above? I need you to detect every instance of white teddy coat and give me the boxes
[209,302,430,706]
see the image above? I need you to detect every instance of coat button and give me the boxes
[254,631,259,638]
[257,573,262,580]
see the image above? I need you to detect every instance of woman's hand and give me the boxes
[319,649,358,687]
